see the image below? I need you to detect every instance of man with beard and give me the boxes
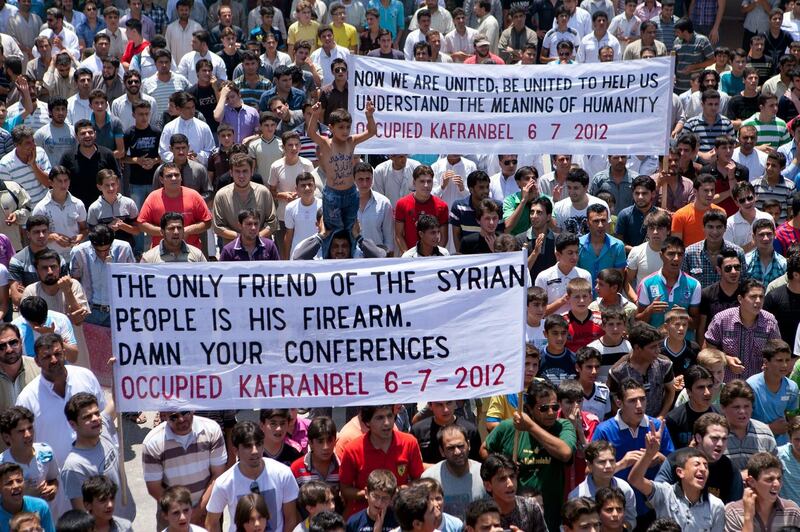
[615,176,658,251]
[463,34,504,64]
[213,153,277,246]
[0,324,39,416]
[111,70,159,133]
[90,58,124,101]
[59,120,122,209]
[140,211,207,263]
[219,208,280,261]
[15,333,105,466]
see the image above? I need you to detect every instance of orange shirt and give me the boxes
[137,186,212,248]
[670,203,726,246]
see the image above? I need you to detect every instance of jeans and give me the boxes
[322,185,358,258]
[129,184,152,257]
[86,307,110,327]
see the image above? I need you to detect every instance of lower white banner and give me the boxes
[109,253,527,412]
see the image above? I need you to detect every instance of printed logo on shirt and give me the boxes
[397,463,407,477]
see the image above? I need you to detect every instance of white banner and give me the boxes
[109,253,527,412]
[348,56,674,156]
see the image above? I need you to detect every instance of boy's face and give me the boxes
[576,358,600,383]
[527,300,545,322]
[219,130,234,147]
[599,499,624,531]
[484,467,517,505]
[86,494,115,523]
[708,363,725,391]
[430,401,456,423]
[666,317,689,339]
[545,326,568,351]
[618,387,646,426]
[261,415,288,443]
[524,355,539,385]
[98,177,119,197]
[308,493,336,516]
[366,489,392,514]
[723,398,752,430]
[467,511,503,532]
[602,318,625,340]
[569,289,591,312]
[765,206,782,223]
[164,501,192,532]
[676,456,709,492]
[236,440,265,469]
[310,436,335,461]
[331,121,351,141]
[565,512,601,532]
[3,418,33,450]
[791,428,800,455]
[50,173,70,194]
[595,279,617,299]
[0,472,24,507]
[765,351,793,378]
[748,468,782,504]
[70,404,103,439]
[688,378,713,410]
[555,244,579,269]
[589,449,616,482]
[297,179,316,199]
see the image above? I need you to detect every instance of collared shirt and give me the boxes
[724,209,773,249]
[674,33,714,92]
[219,236,280,261]
[165,19,203,66]
[0,147,51,204]
[66,94,92,125]
[442,27,478,55]
[141,240,206,263]
[142,5,168,34]
[142,74,190,126]
[69,239,135,306]
[372,158,419,207]
[723,419,778,471]
[568,475,637,529]
[615,204,658,247]
[637,270,702,328]
[534,264,593,315]
[747,249,787,285]
[725,497,800,531]
[310,45,350,86]
[32,191,87,258]
[648,482,724,531]
[705,307,782,380]
[290,450,341,488]
[177,50,228,85]
[681,239,747,286]
[110,92,159,132]
[158,116,215,166]
[488,172,519,202]
[753,176,796,224]
[221,104,260,143]
[368,0,404,37]
[578,233,627,284]
[213,182,278,244]
[608,356,675,418]
[357,190,394,253]
[683,113,735,151]
[652,13,678,51]
[589,169,635,213]
[775,220,800,255]
[576,30,622,62]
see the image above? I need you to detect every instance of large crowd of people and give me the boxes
[0,0,795,530]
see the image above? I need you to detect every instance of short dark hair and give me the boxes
[20,296,48,326]
[632,175,656,192]
[307,416,336,441]
[64,392,99,423]
[555,232,579,253]
[0,406,34,435]
[684,364,713,391]
[81,475,117,505]
[231,421,264,447]
[628,321,664,349]
[394,484,431,531]
[575,346,602,367]
[480,453,517,482]
[360,405,393,424]
[465,499,500,528]
[160,211,184,231]
[615,377,646,401]
[562,497,598,528]
[309,511,345,532]
[566,168,590,187]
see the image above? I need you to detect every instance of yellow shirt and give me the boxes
[288,20,320,49]
[331,22,358,50]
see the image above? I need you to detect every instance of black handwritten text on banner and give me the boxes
[109,253,527,412]
[347,56,674,155]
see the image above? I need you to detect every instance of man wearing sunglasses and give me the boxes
[724,181,773,252]
[0,323,39,417]
[696,249,743,341]
[681,209,747,288]
[487,155,519,203]
[480,379,576,532]
[142,409,227,529]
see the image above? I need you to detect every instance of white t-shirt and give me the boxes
[626,242,663,292]
[206,458,299,532]
[285,197,322,255]
[268,157,315,220]
[579,381,612,420]
[525,323,547,352]
[534,264,592,315]
[553,195,609,235]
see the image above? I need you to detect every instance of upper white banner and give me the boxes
[109,253,527,412]
[347,56,674,156]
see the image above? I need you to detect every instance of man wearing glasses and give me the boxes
[206,421,299,532]
[488,155,519,202]
[319,58,347,126]
[479,379,576,532]
[142,409,228,529]
[111,70,159,134]
[0,324,39,415]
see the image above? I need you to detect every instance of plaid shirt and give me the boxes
[690,0,718,27]
[725,496,800,531]
[681,239,747,286]
[142,5,168,35]
[705,307,781,380]
[746,249,787,285]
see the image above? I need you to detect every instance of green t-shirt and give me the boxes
[484,418,576,532]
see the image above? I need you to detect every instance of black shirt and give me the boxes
[765,30,793,69]
[60,145,122,208]
[664,403,719,448]
[515,230,557,281]
[460,232,498,254]
[410,416,482,464]
[764,284,800,345]
[217,48,244,79]
[747,54,776,85]
[320,83,348,125]
[660,339,700,377]
[263,443,302,467]
[699,282,739,321]
[123,125,161,186]
[186,83,219,133]
[728,94,760,121]
[778,94,800,123]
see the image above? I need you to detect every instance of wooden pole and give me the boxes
[512,392,523,462]
[110,364,129,506]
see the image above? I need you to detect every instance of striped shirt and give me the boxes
[141,73,191,125]
[234,75,273,109]
[674,33,714,93]
[775,220,800,255]
[722,418,777,471]
[0,147,52,205]
[746,249,787,285]
[652,14,678,51]
[682,113,734,152]
[681,239,747,287]
[753,176,796,223]
[741,116,791,148]
[141,415,227,506]
[725,497,800,532]
[290,451,341,489]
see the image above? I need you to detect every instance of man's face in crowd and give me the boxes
[36,258,61,286]
[676,455,709,493]
[379,32,393,51]
[219,6,232,25]
[440,430,468,469]
[499,155,517,175]
[162,220,185,248]
[429,401,456,424]
[618,387,646,426]
[599,499,624,531]
[330,237,350,259]
[319,30,335,50]
[761,97,778,119]
[3,417,33,450]
[739,127,757,152]
[355,170,374,193]
[27,223,49,249]
[695,424,728,462]
[748,468,782,505]
[566,180,587,203]
[593,15,608,34]
[532,391,558,428]
[95,38,110,57]
[180,101,196,120]
[765,349,793,378]
[696,182,715,208]
[632,185,652,210]
[556,244,579,269]
[723,397,752,431]
[641,25,656,43]
[529,202,550,231]
[367,407,395,440]
[739,287,765,315]
[231,163,253,189]
[755,225,775,255]
[702,97,720,117]
[177,4,189,20]
[587,210,608,239]
[237,438,265,469]
[35,342,67,382]
[751,38,765,55]
[467,511,503,532]
[310,435,335,462]
[86,493,115,524]
[36,38,51,59]
[0,329,22,367]
[156,56,172,75]
[419,15,431,32]
[415,174,434,199]
[71,403,103,439]
[703,219,725,245]
[484,467,517,506]
[688,377,713,411]
[415,46,431,61]
[479,210,499,234]
[524,354,539,384]
[241,216,260,241]
[261,415,288,444]
[419,227,441,249]
[171,142,189,163]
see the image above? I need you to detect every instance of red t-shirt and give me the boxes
[563,310,603,352]
[338,430,424,517]
[394,194,450,249]
[137,187,212,248]
[122,39,150,64]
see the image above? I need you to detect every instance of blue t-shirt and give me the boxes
[539,348,577,386]
[0,496,55,532]
[12,311,77,357]
[346,508,399,532]
[747,372,800,446]
[577,233,627,287]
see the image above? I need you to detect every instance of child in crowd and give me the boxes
[762,198,783,226]
[485,345,540,432]
[575,346,612,421]
[534,232,592,316]
[557,379,599,495]
[81,476,132,532]
[0,407,59,514]
[538,314,577,386]
[675,348,727,407]
[32,167,87,260]
[660,307,700,386]
[594,486,628,532]
[747,339,799,446]
[87,169,140,249]
[307,100,375,256]
[587,308,632,382]
[525,287,547,351]
[259,409,302,466]
[778,418,800,505]
[294,481,336,532]
[589,269,637,324]
[284,172,323,259]
[345,469,398,532]
[562,277,603,353]
[159,486,201,532]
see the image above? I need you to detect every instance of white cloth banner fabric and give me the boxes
[110,252,527,411]
[348,55,674,155]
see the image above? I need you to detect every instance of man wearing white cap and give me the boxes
[463,34,505,64]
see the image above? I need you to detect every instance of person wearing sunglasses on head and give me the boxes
[0,323,39,419]
[479,379,576,532]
